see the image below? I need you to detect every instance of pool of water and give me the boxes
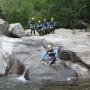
[0,75,90,90]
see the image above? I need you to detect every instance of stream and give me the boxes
[0,75,90,90]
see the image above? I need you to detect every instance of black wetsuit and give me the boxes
[47,49,56,65]
[49,21,56,33]
[30,21,36,35]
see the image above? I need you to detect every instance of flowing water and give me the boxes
[0,75,90,90]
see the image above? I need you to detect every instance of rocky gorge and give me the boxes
[0,19,90,82]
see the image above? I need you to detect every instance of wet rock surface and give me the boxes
[0,19,90,81]
[41,29,90,79]
[0,36,77,81]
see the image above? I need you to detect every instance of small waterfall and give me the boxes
[16,75,26,82]
[16,71,26,82]
[11,58,27,82]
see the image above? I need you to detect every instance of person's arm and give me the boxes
[48,49,56,55]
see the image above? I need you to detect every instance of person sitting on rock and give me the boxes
[47,44,56,65]
[41,44,58,65]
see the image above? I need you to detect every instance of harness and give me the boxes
[30,21,35,29]
[49,21,55,29]
[47,49,56,57]
[37,23,42,30]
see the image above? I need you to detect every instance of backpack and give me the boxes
[43,22,49,30]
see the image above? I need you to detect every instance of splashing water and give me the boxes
[16,75,26,82]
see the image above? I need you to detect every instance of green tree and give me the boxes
[0,0,89,29]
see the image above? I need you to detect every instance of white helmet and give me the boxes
[51,17,54,21]
[38,20,41,23]
[44,19,46,21]
[32,17,35,20]
[47,44,52,49]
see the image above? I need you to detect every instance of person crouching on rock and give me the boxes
[41,44,57,66]
[47,44,56,65]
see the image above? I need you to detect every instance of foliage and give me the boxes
[0,0,89,29]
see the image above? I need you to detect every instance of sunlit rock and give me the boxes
[9,23,24,38]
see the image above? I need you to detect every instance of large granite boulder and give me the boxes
[65,61,90,79]
[20,37,77,81]
[5,36,77,81]
[10,29,90,81]
[0,35,23,75]
[9,23,25,38]
[0,49,8,76]
[0,19,9,36]
[41,29,90,79]
[0,28,90,82]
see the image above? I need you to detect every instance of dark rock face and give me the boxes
[24,68,30,80]
[14,60,25,75]
[73,19,87,30]
[59,50,81,62]
[0,19,9,36]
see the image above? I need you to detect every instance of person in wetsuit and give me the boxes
[47,44,56,65]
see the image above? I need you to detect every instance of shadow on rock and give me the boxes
[59,50,81,62]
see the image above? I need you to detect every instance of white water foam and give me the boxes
[16,75,27,82]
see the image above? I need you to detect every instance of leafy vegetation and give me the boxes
[0,0,89,29]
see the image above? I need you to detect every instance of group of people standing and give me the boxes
[28,17,56,35]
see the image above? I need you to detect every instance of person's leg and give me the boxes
[31,29,32,35]
[50,28,53,34]
[38,30,41,35]
[50,29,52,33]
[49,56,56,65]
[34,30,35,35]
[45,30,46,34]
[52,29,55,34]
[48,29,50,34]
[46,29,48,34]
